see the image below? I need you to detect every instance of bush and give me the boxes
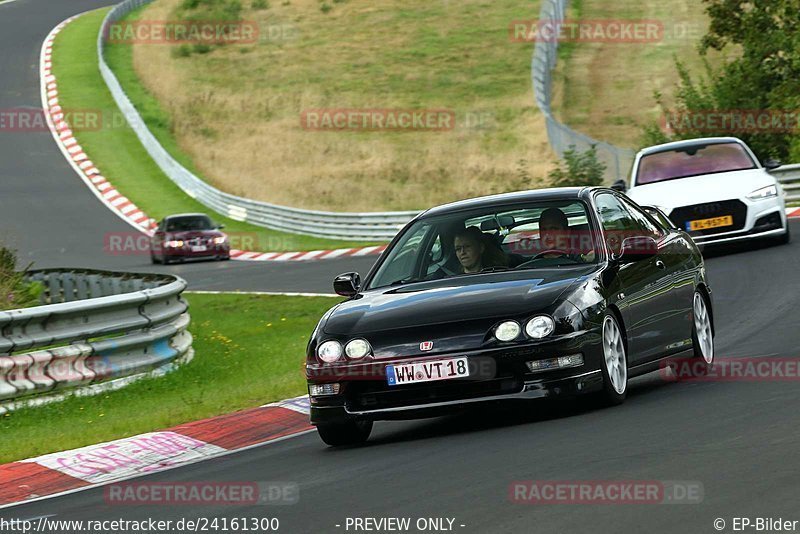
[320,2,332,13]
[547,145,607,187]
[0,247,43,311]
[251,0,269,8]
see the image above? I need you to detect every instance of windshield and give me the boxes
[367,200,597,290]
[165,215,214,232]
[635,142,756,185]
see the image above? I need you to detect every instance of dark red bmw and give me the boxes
[150,213,230,264]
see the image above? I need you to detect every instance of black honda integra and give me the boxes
[306,187,715,446]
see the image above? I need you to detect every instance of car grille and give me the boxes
[347,375,523,412]
[669,199,748,236]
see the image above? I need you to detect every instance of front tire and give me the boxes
[317,420,373,447]
[599,313,628,406]
[692,290,714,368]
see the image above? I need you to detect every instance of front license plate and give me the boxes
[191,245,207,252]
[686,215,733,231]
[386,357,469,386]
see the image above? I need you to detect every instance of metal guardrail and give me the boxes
[531,0,636,182]
[0,269,191,404]
[96,0,418,241]
[771,164,800,203]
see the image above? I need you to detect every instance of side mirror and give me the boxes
[217,224,225,229]
[763,159,782,171]
[618,236,658,263]
[334,272,361,297]
[611,179,627,192]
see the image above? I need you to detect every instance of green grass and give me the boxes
[51,9,371,252]
[0,293,338,463]
[551,0,721,148]
[120,0,554,211]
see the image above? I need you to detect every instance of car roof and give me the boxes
[637,136,745,156]
[419,187,599,218]
[164,213,210,220]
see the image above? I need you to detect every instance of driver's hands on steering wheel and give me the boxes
[533,248,570,260]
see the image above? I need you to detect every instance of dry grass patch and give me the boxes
[552,0,728,149]
[130,0,555,211]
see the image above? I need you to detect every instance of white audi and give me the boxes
[619,137,790,246]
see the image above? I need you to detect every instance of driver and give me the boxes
[454,226,507,273]
[537,208,594,261]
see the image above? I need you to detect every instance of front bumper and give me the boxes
[671,197,788,245]
[307,329,604,425]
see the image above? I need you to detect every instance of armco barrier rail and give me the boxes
[531,0,636,181]
[0,269,191,406]
[96,0,418,241]
[772,165,800,203]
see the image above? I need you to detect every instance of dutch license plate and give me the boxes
[386,357,469,386]
[191,245,207,252]
[686,215,733,231]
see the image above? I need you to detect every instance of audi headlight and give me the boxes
[747,185,778,201]
[345,338,371,360]
[317,340,343,363]
[494,320,521,342]
[525,315,555,339]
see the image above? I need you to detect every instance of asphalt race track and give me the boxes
[4,221,800,532]
[4,2,800,534]
[0,0,376,293]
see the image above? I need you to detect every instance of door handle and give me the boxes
[655,259,666,269]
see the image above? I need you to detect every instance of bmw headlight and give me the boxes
[317,340,343,363]
[747,185,778,201]
[494,320,521,342]
[213,236,227,244]
[525,315,555,339]
[345,338,371,360]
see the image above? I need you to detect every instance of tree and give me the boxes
[643,0,800,162]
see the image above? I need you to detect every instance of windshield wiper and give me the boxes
[479,266,511,273]
[388,278,414,286]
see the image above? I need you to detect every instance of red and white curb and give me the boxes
[788,207,800,219]
[0,396,313,508]
[40,15,385,263]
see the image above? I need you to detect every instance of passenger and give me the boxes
[454,226,507,274]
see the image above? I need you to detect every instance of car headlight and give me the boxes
[345,338,371,360]
[213,236,227,245]
[317,340,343,363]
[525,315,555,339]
[494,320,521,342]
[747,185,778,200]
[166,240,184,248]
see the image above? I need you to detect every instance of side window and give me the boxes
[595,193,638,255]
[619,197,664,238]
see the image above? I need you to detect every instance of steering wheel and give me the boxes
[532,249,570,260]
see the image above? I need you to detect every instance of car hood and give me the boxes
[627,168,776,211]
[165,230,225,239]
[322,269,591,358]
